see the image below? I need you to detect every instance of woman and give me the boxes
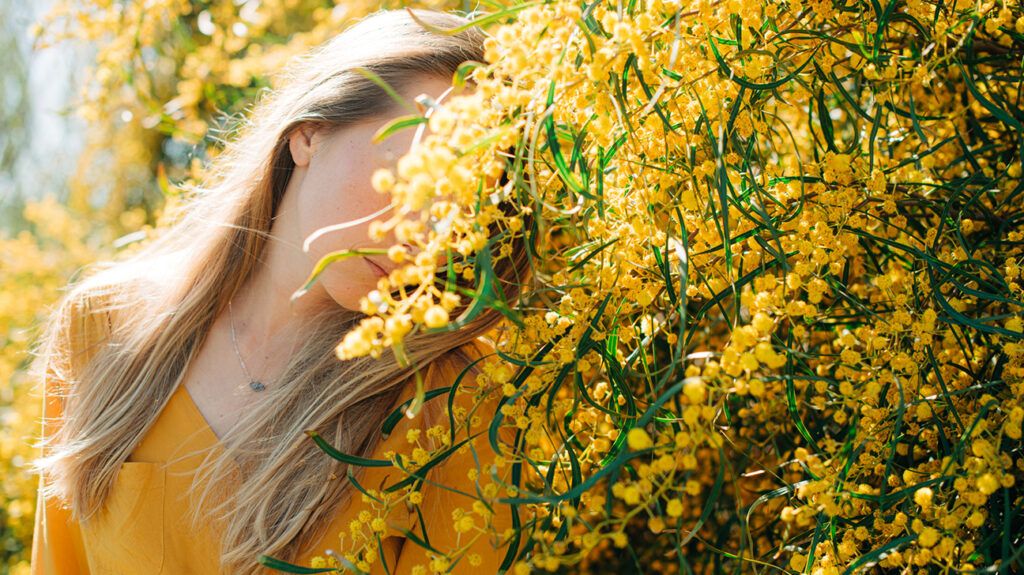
[29,8,527,574]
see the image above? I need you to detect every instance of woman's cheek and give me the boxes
[323,260,381,305]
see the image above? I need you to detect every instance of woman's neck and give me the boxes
[225,202,339,375]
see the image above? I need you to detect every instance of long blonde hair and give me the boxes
[29,8,528,573]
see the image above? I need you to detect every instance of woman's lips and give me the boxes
[364,257,389,278]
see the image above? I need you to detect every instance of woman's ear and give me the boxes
[289,123,320,167]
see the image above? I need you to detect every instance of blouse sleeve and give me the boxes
[30,457,91,574]
[390,339,519,575]
[30,358,92,575]
[30,295,105,575]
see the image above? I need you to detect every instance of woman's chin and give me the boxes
[323,282,384,314]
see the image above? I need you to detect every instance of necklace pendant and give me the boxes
[249,380,266,392]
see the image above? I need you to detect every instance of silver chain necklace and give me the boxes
[228,299,267,392]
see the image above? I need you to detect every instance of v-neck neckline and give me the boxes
[173,384,225,447]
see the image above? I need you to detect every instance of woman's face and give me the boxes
[287,74,457,312]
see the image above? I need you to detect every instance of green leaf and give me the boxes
[403,2,541,35]
[956,59,1022,129]
[349,66,418,116]
[447,231,523,329]
[305,430,393,467]
[817,88,837,153]
[453,60,483,89]
[257,554,345,574]
[384,433,477,493]
[291,248,389,302]
[371,114,427,144]
[543,79,587,196]
[841,535,915,574]
[380,386,453,437]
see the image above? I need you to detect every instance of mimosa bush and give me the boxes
[325,0,1024,573]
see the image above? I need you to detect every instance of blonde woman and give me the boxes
[29,8,527,574]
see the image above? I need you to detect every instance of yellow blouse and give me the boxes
[30,299,515,574]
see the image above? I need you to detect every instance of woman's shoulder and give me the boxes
[32,288,113,388]
[433,337,495,381]
[53,273,157,375]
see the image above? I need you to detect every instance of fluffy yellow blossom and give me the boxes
[627,428,653,450]
[977,473,1000,495]
[917,527,940,548]
[423,305,449,328]
[666,498,683,517]
[914,487,933,508]
[683,377,707,404]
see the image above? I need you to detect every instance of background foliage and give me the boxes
[3,0,1024,573]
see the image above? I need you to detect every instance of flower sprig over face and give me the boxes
[331,84,522,362]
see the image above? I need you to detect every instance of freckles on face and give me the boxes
[295,115,426,310]
[302,113,429,241]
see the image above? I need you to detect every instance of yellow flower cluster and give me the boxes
[338,0,1024,571]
